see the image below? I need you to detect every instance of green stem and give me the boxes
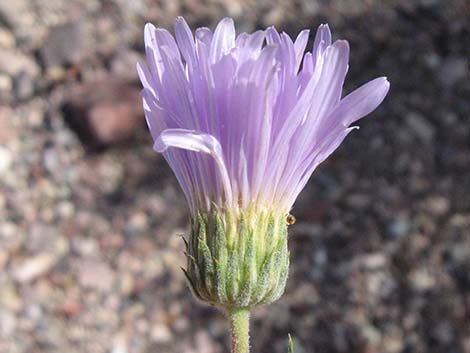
[227,307,250,353]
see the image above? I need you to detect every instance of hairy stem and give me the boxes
[227,307,250,353]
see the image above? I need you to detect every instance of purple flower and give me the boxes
[138,17,389,215]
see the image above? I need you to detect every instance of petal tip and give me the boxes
[379,76,391,93]
[153,138,167,153]
[175,16,190,29]
[335,39,350,49]
[144,22,156,34]
[220,17,234,25]
[318,23,331,33]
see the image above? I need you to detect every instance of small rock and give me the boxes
[12,253,59,283]
[446,242,470,264]
[346,193,371,209]
[382,327,404,353]
[151,323,172,343]
[88,99,142,145]
[432,321,454,344]
[0,28,14,48]
[119,272,135,296]
[361,323,381,348]
[313,246,328,267]
[77,260,115,291]
[61,298,82,317]
[26,225,68,254]
[13,71,35,100]
[358,253,387,270]
[442,111,458,125]
[100,232,125,249]
[425,195,450,216]
[406,112,435,143]
[387,216,411,238]
[0,73,12,102]
[111,333,129,353]
[408,269,435,292]
[291,283,319,305]
[0,309,17,336]
[438,56,467,87]
[424,51,440,69]
[0,284,21,311]
[0,250,8,270]
[71,236,99,257]
[127,212,149,234]
[0,50,39,77]
[0,0,33,33]
[39,22,85,69]
[0,146,12,174]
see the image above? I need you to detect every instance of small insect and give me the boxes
[286,214,296,225]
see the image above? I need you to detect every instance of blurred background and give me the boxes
[0,0,469,352]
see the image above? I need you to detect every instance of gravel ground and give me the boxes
[0,0,469,352]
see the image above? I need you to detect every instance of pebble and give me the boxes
[77,260,115,292]
[0,50,39,77]
[127,212,149,233]
[0,250,8,270]
[13,71,35,100]
[432,321,454,344]
[408,269,436,292]
[425,195,450,216]
[39,22,85,69]
[111,334,129,353]
[71,236,100,257]
[358,253,387,270]
[0,284,22,312]
[61,297,82,317]
[438,56,467,87]
[0,309,17,336]
[386,216,411,239]
[346,192,371,209]
[406,112,435,143]
[151,323,173,343]
[0,28,15,48]
[291,283,320,305]
[0,0,33,33]
[382,327,404,353]
[0,73,12,102]
[0,146,12,174]
[12,253,59,283]
[118,272,135,296]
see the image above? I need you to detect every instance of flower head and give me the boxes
[138,17,389,217]
[138,18,389,307]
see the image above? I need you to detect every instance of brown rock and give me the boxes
[62,78,143,148]
[88,98,141,145]
[61,298,82,317]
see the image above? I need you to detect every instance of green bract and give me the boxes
[183,207,290,308]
